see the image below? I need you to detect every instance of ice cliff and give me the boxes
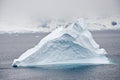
[12,19,110,68]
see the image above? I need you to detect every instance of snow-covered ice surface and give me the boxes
[0,17,120,33]
[12,19,110,69]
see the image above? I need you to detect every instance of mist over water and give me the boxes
[0,0,120,33]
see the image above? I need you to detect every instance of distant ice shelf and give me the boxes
[0,17,120,34]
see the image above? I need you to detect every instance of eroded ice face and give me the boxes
[12,19,110,68]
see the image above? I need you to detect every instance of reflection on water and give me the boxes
[9,64,119,80]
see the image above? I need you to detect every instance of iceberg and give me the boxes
[12,18,110,68]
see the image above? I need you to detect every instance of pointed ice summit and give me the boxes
[12,19,110,68]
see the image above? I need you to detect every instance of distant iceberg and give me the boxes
[12,18,110,68]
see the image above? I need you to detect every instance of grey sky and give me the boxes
[0,0,120,24]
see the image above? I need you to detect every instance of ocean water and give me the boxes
[0,30,120,80]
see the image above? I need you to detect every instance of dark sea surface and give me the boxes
[0,30,120,80]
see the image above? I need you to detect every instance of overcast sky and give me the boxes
[0,0,120,24]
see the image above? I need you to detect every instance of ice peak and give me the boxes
[64,18,86,33]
